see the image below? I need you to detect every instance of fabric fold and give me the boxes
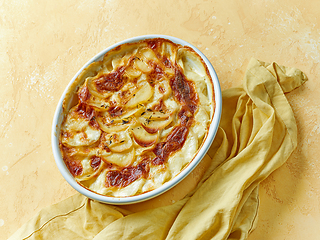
[9,58,307,240]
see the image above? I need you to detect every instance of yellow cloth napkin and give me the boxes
[9,58,307,240]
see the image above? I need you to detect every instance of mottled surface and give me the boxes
[0,0,319,239]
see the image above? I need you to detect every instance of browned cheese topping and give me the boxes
[59,38,215,197]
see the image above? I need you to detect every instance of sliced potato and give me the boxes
[139,114,174,134]
[75,156,105,182]
[131,124,159,147]
[96,117,132,134]
[104,46,138,71]
[176,48,206,79]
[125,65,142,78]
[125,81,153,108]
[160,41,177,65]
[86,96,110,111]
[86,77,113,99]
[97,109,142,134]
[155,80,172,99]
[148,79,172,105]
[134,145,156,157]
[139,110,172,121]
[134,58,151,73]
[61,127,101,147]
[107,108,143,124]
[97,147,112,159]
[104,149,135,167]
[61,108,101,147]
[105,130,133,153]
[139,47,158,62]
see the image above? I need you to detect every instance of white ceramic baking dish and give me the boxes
[52,35,222,204]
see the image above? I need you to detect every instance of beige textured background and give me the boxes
[1,0,320,239]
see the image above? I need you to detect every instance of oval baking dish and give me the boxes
[52,35,222,204]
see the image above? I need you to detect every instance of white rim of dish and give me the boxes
[52,34,222,205]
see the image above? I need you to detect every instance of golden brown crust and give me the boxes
[59,38,215,197]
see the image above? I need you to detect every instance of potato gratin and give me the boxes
[59,38,215,197]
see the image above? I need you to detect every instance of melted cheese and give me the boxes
[59,38,214,197]
[61,107,101,147]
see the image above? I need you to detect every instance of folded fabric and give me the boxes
[9,58,307,240]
